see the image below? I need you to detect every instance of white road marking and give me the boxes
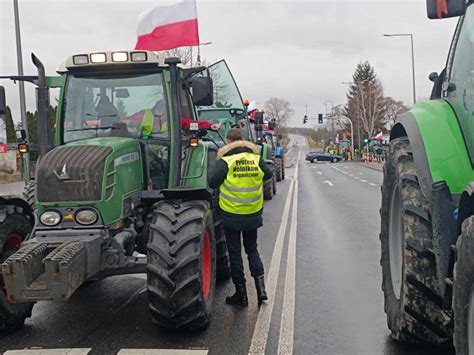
[278,151,299,355]
[118,350,208,355]
[360,179,367,183]
[369,183,378,187]
[349,174,354,177]
[355,177,360,180]
[358,172,364,175]
[315,171,322,175]
[323,180,334,187]
[5,350,92,355]
[249,172,296,353]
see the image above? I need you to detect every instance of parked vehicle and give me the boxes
[305,151,342,163]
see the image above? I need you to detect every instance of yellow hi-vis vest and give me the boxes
[140,109,168,139]
[219,152,264,215]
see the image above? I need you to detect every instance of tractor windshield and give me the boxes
[62,73,168,143]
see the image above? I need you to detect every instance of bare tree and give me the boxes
[154,47,208,67]
[264,97,294,128]
[383,97,409,128]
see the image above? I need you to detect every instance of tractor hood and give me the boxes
[35,137,143,225]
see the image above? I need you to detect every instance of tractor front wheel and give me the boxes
[147,200,216,331]
[0,205,34,333]
[22,181,36,209]
[380,137,451,345]
[453,215,474,355]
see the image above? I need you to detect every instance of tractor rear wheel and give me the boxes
[263,179,273,200]
[147,200,216,331]
[275,157,283,182]
[215,224,231,281]
[22,181,36,209]
[453,215,474,355]
[0,205,34,333]
[380,137,451,345]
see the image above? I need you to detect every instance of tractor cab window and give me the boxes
[447,5,474,157]
[63,73,169,143]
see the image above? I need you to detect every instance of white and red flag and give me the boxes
[135,0,200,51]
[335,134,340,144]
[375,132,383,141]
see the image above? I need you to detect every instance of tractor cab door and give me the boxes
[444,4,474,166]
[204,60,252,141]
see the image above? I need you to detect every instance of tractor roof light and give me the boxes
[73,54,89,65]
[90,53,107,63]
[131,52,147,62]
[112,52,128,62]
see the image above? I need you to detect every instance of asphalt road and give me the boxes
[0,135,455,354]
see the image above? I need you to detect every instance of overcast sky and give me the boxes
[0,0,459,128]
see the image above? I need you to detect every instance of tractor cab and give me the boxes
[198,60,253,145]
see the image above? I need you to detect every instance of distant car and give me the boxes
[305,151,343,163]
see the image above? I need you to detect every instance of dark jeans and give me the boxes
[225,228,264,285]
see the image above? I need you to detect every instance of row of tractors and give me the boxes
[0,53,285,333]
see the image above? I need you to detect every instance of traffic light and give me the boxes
[303,115,308,124]
[318,113,323,124]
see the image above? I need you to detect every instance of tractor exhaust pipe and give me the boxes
[31,53,53,159]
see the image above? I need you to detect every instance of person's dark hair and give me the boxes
[227,128,243,142]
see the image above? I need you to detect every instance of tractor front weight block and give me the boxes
[1,241,86,303]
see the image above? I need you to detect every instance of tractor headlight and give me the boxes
[40,211,61,226]
[75,209,98,225]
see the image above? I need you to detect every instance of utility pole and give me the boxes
[325,100,334,144]
[13,0,30,179]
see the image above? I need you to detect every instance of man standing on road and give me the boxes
[209,128,273,306]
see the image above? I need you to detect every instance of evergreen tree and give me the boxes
[4,106,16,143]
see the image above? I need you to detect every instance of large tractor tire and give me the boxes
[264,179,273,200]
[275,157,283,182]
[22,181,36,209]
[0,205,34,333]
[380,137,451,345]
[453,215,474,355]
[215,224,231,281]
[147,200,216,331]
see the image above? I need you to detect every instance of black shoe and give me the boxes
[254,275,268,304]
[226,284,248,306]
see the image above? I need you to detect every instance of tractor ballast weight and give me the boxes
[0,51,234,332]
[379,1,474,352]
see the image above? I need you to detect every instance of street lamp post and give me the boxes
[196,41,212,66]
[384,33,416,105]
[325,100,334,143]
[13,0,30,179]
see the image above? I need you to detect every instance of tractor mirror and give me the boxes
[254,111,264,125]
[429,72,439,82]
[426,0,466,19]
[191,76,214,106]
[0,86,5,116]
[115,88,130,98]
[254,124,263,132]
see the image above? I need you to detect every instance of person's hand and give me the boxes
[210,123,222,131]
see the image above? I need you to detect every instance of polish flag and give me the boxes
[335,134,340,144]
[375,132,383,141]
[135,0,200,51]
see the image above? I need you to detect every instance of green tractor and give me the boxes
[380,1,474,352]
[0,50,239,332]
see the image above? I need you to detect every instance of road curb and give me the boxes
[359,163,384,172]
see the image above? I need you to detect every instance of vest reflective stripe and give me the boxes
[222,182,261,193]
[219,151,264,215]
[220,190,262,204]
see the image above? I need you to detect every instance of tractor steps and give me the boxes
[1,241,86,302]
